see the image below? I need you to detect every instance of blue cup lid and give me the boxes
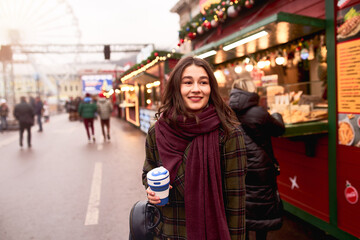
[147,166,169,181]
[151,168,168,177]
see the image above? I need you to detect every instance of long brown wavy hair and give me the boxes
[156,56,239,137]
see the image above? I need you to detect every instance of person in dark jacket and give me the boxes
[14,96,35,148]
[34,96,44,132]
[78,93,97,143]
[229,76,285,240]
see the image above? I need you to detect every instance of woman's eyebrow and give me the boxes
[182,75,209,79]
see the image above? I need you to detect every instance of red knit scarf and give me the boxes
[155,105,231,240]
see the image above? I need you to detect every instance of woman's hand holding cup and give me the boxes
[146,185,172,205]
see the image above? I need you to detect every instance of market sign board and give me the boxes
[81,74,113,94]
[336,2,360,148]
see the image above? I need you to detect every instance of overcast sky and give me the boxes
[67,0,180,51]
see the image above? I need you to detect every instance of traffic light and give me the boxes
[104,45,110,60]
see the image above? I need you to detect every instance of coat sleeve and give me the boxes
[222,128,247,240]
[264,112,285,137]
[142,125,160,189]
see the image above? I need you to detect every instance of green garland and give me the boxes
[178,0,253,42]
[120,50,182,79]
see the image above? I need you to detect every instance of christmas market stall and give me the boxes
[118,51,182,133]
[176,0,360,239]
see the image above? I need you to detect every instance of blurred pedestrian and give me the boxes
[68,97,78,121]
[229,76,285,240]
[96,92,113,141]
[14,96,35,148]
[43,100,50,123]
[78,93,97,143]
[29,96,35,109]
[143,56,247,239]
[34,96,44,132]
[0,99,9,132]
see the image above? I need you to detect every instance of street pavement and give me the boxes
[0,114,146,240]
[0,113,338,240]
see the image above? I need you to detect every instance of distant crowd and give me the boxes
[65,93,113,143]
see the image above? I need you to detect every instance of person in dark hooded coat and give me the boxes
[229,76,285,240]
[14,96,35,147]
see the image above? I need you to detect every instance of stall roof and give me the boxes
[127,72,159,85]
[190,12,325,65]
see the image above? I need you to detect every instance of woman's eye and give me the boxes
[200,81,209,85]
[183,81,192,85]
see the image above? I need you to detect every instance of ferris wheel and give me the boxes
[0,0,82,66]
[0,0,82,98]
[0,0,81,46]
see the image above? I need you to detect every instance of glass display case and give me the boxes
[257,81,328,137]
[258,80,328,124]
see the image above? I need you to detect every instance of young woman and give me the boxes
[229,76,285,240]
[78,93,97,143]
[142,56,247,240]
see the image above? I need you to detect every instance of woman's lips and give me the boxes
[188,96,202,102]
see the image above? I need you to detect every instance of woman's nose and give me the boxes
[191,82,200,92]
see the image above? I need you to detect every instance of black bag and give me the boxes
[129,201,162,240]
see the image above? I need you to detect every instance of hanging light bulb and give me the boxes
[257,60,266,69]
[245,64,253,72]
[265,57,271,67]
[275,51,285,65]
[234,65,243,73]
[275,56,285,65]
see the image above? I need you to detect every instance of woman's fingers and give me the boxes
[146,187,161,204]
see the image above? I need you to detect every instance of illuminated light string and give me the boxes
[212,33,324,75]
[146,81,160,89]
[120,52,180,83]
[121,56,163,82]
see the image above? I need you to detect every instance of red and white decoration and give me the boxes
[344,180,359,204]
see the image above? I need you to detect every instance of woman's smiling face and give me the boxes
[180,64,211,114]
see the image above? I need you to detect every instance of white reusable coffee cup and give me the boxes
[147,166,170,206]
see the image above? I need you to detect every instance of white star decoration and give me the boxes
[290,176,299,190]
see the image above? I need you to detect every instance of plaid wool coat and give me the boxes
[142,124,247,240]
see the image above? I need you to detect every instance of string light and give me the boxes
[275,56,285,65]
[257,60,266,69]
[234,65,242,73]
[121,53,177,83]
[245,64,253,72]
